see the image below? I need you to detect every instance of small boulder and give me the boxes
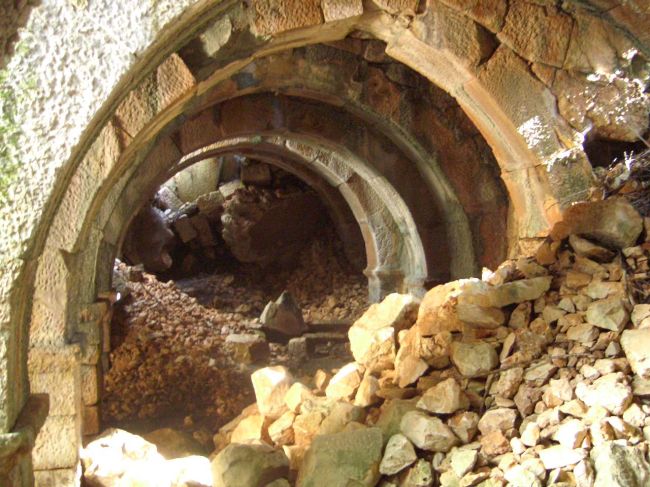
[551,198,643,249]
[451,342,498,377]
[211,443,289,487]
[569,234,616,262]
[575,372,632,415]
[477,408,517,436]
[374,398,419,444]
[448,411,479,443]
[251,366,294,419]
[261,291,307,339]
[348,293,419,371]
[450,449,478,478]
[379,434,417,476]
[538,445,587,469]
[400,411,458,452]
[620,328,650,378]
[416,378,469,414]
[586,297,629,332]
[591,442,650,487]
[296,427,383,487]
[398,458,433,486]
[325,363,364,401]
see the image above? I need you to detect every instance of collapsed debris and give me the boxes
[86,194,650,486]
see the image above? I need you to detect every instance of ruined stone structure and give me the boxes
[0,0,648,485]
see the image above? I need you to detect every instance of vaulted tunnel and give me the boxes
[0,1,648,485]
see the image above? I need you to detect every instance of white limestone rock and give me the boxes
[450,341,498,377]
[348,293,419,372]
[450,449,478,478]
[379,433,417,476]
[416,378,469,414]
[575,372,632,415]
[325,362,363,401]
[400,411,459,452]
[620,328,650,378]
[552,418,588,449]
[586,297,629,332]
[538,445,587,469]
[251,366,294,419]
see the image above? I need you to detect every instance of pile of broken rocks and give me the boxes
[84,196,650,487]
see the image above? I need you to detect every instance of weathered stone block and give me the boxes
[80,365,99,406]
[33,468,79,487]
[250,0,323,37]
[321,0,363,21]
[497,1,573,68]
[82,406,100,437]
[32,415,80,470]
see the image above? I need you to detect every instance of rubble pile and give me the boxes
[205,197,650,486]
[103,269,254,426]
[175,229,368,323]
[597,148,650,303]
[86,196,650,486]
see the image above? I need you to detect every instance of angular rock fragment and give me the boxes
[620,328,650,378]
[569,234,615,262]
[211,443,289,487]
[325,362,363,400]
[296,427,383,487]
[551,198,643,250]
[400,411,459,452]
[538,445,587,469]
[225,334,270,364]
[448,411,479,443]
[379,433,417,476]
[398,458,433,487]
[354,374,380,407]
[477,408,517,436]
[251,366,294,419]
[261,291,308,339]
[417,378,469,414]
[586,297,629,332]
[591,442,650,487]
[348,293,419,372]
[575,372,632,415]
[450,449,478,478]
[451,341,498,377]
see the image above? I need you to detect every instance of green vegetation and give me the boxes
[0,41,34,203]
[0,69,21,202]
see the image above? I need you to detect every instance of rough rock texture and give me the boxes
[103,270,254,425]
[349,293,419,372]
[211,443,289,487]
[81,428,213,487]
[296,427,383,487]
[591,442,650,487]
[3,1,650,483]
[551,198,644,250]
[261,291,308,339]
[221,187,326,267]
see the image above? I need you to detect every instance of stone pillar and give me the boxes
[28,347,82,486]
[0,395,49,487]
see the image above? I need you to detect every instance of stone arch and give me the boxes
[4,1,648,484]
[104,133,428,302]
